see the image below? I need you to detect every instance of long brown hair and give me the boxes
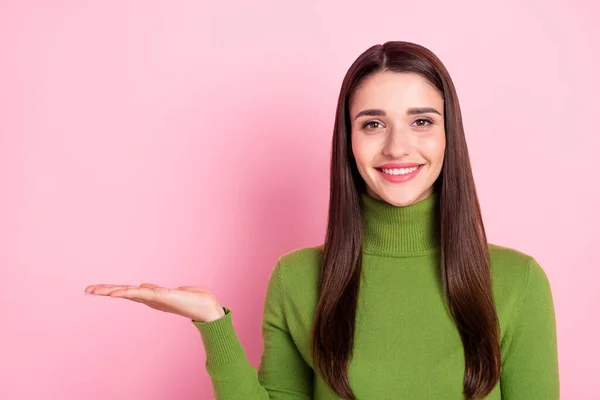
[311,41,500,400]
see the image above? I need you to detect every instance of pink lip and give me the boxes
[376,164,424,183]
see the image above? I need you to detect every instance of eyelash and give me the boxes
[362,118,433,130]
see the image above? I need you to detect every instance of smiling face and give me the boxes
[350,71,446,207]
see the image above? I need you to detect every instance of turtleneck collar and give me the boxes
[360,191,441,256]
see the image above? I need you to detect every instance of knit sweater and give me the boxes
[192,191,559,399]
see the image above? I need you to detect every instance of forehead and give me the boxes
[350,71,443,116]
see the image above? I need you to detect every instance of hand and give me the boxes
[84,283,226,323]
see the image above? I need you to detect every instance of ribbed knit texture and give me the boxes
[361,191,440,255]
[192,192,559,399]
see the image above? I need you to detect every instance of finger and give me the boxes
[86,284,132,292]
[90,285,140,296]
[85,284,117,292]
[109,287,161,301]
[177,286,206,293]
[139,283,160,288]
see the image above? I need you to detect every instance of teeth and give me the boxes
[380,166,419,175]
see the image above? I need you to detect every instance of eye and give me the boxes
[362,121,383,130]
[413,118,433,128]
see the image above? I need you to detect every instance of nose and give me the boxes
[382,127,411,158]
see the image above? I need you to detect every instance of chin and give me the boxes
[370,189,421,207]
[387,197,418,207]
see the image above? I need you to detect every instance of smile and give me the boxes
[376,165,423,183]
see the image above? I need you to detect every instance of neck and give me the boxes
[360,191,441,256]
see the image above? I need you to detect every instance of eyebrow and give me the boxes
[353,107,442,120]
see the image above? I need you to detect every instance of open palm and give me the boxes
[84,283,226,322]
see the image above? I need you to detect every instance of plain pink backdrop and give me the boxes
[1,1,598,399]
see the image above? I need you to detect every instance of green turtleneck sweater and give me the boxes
[192,192,559,399]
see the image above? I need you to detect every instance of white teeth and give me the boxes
[380,166,419,175]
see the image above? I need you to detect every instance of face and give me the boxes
[350,71,446,207]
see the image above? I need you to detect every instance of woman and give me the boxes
[85,41,559,399]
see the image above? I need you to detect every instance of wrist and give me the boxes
[212,304,226,320]
[195,304,226,323]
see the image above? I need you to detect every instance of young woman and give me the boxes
[85,41,559,399]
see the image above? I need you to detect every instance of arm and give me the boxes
[192,259,313,399]
[500,257,560,399]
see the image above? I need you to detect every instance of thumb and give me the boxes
[177,286,207,294]
[139,283,160,288]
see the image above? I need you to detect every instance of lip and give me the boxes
[375,164,424,183]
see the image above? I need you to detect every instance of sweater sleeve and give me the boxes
[500,257,560,399]
[191,259,314,399]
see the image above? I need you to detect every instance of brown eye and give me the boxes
[414,118,433,128]
[362,121,383,130]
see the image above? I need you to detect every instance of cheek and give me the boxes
[418,133,445,163]
[351,134,374,168]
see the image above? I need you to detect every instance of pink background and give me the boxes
[1,1,598,399]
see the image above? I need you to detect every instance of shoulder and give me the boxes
[271,244,323,296]
[487,243,555,331]
[488,242,533,268]
[278,244,324,267]
[487,242,550,286]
